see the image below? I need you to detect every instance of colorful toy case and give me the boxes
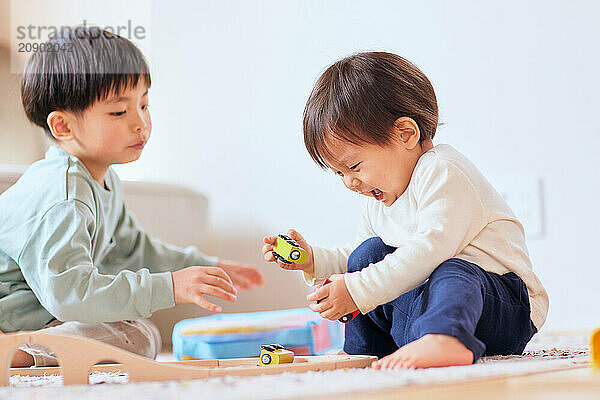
[172,308,343,360]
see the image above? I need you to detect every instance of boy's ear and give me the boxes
[392,117,420,150]
[46,111,75,141]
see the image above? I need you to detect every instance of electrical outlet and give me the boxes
[491,175,544,239]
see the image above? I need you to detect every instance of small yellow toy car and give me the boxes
[258,344,295,366]
[272,234,308,265]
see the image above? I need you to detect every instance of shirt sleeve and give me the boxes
[344,159,488,314]
[303,201,376,285]
[100,204,218,275]
[17,200,176,323]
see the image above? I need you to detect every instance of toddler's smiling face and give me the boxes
[322,118,432,207]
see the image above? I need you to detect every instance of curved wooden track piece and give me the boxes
[0,332,376,385]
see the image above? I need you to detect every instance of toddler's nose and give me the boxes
[344,176,360,192]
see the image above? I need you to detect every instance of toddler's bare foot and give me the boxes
[337,350,348,355]
[372,334,473,370]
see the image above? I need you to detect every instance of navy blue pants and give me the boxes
[343,237,537,362]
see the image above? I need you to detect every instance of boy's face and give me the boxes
[65,82,151,171]
[323,132,426,207]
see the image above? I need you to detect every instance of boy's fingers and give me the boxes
[193,295,222,313]
[206,267,234,285]
[199,284,237,302]
[243,268,265,285]
[205,275,237,295]
[232,275,252,290]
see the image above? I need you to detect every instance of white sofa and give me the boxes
[0,165,310,346]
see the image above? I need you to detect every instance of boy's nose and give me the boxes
[132,112,148,133]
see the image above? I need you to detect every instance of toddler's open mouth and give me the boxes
[370,189,384,201]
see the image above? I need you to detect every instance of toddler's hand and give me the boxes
[262,229,314,276]
[172,266,237,313]
[307,274,359,321]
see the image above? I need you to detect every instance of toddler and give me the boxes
[263,52,548,369]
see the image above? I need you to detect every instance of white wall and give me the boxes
[114,0,600,331]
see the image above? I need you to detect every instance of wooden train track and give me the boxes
[0,332,376,385]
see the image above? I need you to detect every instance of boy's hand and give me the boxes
[262,229,314,276]
[216,259,265,290]
[307,274,359,321]
[172,266,237,313]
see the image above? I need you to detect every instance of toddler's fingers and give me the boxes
[319,308,340,321]
[193,295,222,313]
[287,229,307,246]
[198,284,237,302]
[308,299,331,314]
[262,243,274,255]
[277,260,302,270]
[263,236,278,245]
[264,251,276,262]
[306,286,328,302]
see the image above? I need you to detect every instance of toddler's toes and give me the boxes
[398,358,416,370]
[380,356,395,370]
[391,357,406,370]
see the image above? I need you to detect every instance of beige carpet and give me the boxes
[2,332,591,399]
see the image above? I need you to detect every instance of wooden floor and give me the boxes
[320,366,598,400]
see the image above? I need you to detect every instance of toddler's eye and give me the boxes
[349,162,361,170]
[141,104,149,110]
[110,111,126,116]
[335,171,343,177]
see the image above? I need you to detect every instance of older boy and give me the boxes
[0,26,263,367]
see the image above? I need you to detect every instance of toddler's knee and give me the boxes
[347,237,396,273]
[430,258,483,281]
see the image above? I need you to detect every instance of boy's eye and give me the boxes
[141,104,149,110]
[110,111,126,116]
[335,171,343,176]
[349,162,361,170]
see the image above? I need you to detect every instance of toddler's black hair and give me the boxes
[303,52,438,168]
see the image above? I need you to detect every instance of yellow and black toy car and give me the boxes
[258,343,295,366]
[272,234,308,265]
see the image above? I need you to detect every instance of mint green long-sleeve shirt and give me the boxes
[0,146,217,332]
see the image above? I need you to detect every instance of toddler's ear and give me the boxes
[46,111,74,141]
[392,117,421,150]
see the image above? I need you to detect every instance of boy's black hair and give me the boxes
[303,52,439,169]
[21,26,151,138]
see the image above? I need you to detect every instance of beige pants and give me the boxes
[19,319,162,367]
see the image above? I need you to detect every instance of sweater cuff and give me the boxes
[302,247,330,286]
[344,271,378,314]
[150,271,176,313]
